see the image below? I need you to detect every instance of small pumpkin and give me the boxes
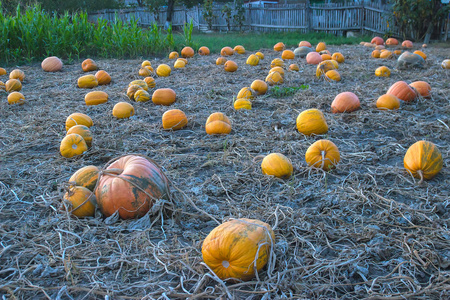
[216,57,227,65]
[221,46,234,56]
[331,52,345,63]
[145,65,154,73]
[224,60,238,72]
[315,42,326,52]
[289,64,299,71]
[63,186,96,218]
[174,59,186,69]
[371,50,381,58]
[306,52,323,65]
[129,79,149,91]
[95,155,170,219]
[255,52,264,60]
[441,59,450,69]
[316,60,337,78]
[246,54,260,66]
[386,81,417,102]
[376,94,400,110]
[95,70,111,85]
[401,40,413,48]
[68,165,100,191]
[305,139,340,171]
[139,67,152,77]
[233,45,246,54]
[261,153,293,178]
[60,133,88,158]
[127,84,144,100]
[66,125,93,147]
[81,59,98,72]
[393,50,402,55]
[205,112,232,135]
[237,87,255,100]
[41,56,63,72]
[269,66,285,77]
[169,51,179,59]
[9,69,25,82]
[152,88,176,106]
[250,79,268,95]
[321,53,332,61]
[265,71,283,86]
[324,70,341,82]
[134,89,151,102]
[5,79,22,92]
[198,46,210,56]
[77,75,98,89]
[65,113,93,131]
[141,60,151,68]
[379,50,393,59]
[85,91,108,106]
[144,77,156,88]
[156,64,171,77]
[234,98,252,110]
[270,58,284,68]
[162,109,188,130]
[375,66,391,77]
[0,68,6,75]
[385,38,399,46]
[298,40,312,47]
[273,42,285,52]
[281,50,295,60]
[296,108,328,136]
[371,36,384,45]
[331,92,360,113]
[412,50,426,60]
[404,141,443,181]
[7,91,25,105]
[113,102,135,119]
[181,46,195,58]
[202,218,275,281]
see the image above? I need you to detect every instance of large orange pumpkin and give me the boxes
[95,155,170,219]
[409,81,431,98]
[371,36,384,45]
[305,139,340,171]
[224,60,238,72]
[9,69,25,82]
[331,92,360,113]
[273,42,285,52]
[250,80,268,95]
[181,46,195,58]
[202,218,275,281]
[152,88,176,106]
[385,38,399,46]
[404,141,443,181]
[220,47,234,56]
[386,81,417,102]
[296,109,328,136]
[198,46,210,56]
[306,52,323,65]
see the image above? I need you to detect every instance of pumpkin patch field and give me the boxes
[0,42,449,299]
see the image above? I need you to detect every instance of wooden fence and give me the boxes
[86,2,406,38]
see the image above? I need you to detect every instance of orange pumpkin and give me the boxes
[233,98,252,110]
[376,94,400,110]
[281,50,295,60]
[41,56,63,72]
[95,70,111,85]
[152,88,176,106]
[305,139,340,171]
[77,75,98,89]
[139,67,152,77]
[81,59,98,72]
[5,79,22,92]
[198,46,210,55]
[306,52,322,64]
[289,64,300,71]
[9,69,25,82]
[371,50,381,58]
[95,155,170,219]
[112,102,135,119]
[413,50,427,60]
[60,133,88,158]
[250,79,268,95]
[265,71,283,86]
[402,40,413,48]
[386,81,417,102]
[156,64,171,77]
[237,87,255,100]
[404,141,443,181]
[216,57,227,65]
[375,66,391,77]
[144,77,156,88]
[181,46,195,58]
[63,186,96,218]
[261,153,293,178]
[127,84,144,100]
[68,165,100,191]
[331,92,360,113]
[7,91,25,105]
[298,41,312,47]
[385,38,399,46]
[220,46,234,56]
[246,54,260,66]
[0,67,6,76]
[255,52,264,60]
[325,70,341,82]
[129,79,149,91]
[205,112,232,135]
[371,36,384,45]
[315,42,326,52]
[409,81,431,98]
[169,51,179,59]
[162,109,188,130]
[296,109,328,136]
[331,52,345,63]
[84,91,108,106]
[134,89,151,102]
[66,125,93,147]
[202,218,275,281]
[65,113,93,131]
[224,60,238,72]
[273,42,285,52]
[233,45,246,54]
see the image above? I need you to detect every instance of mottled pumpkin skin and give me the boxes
[305,139,340,171]
[63,186,96,218]
[261,153,293,179]
[69,165,100,191]
[296,109,328,136]
[202,218,275,281]
[95,155,170,219]
[404,141,443,180]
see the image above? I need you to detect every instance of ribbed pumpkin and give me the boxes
[5,79,22,92]
[181,46,195,58]
[325,70,341,82]
[246,54,260,66]
[261,153,293,179]
[331,92,360,113]
[306,52,323,65]
[409,81,431,98]
[9,69,25,82]
[265,71,283,86]
[174,59,186,69]
[273,42,285,52]
[169,51,179,59]
[69,165,100,191]
[67,125,93,147]
[198,46,210,56]
[77,75,98,88]
[152,88,176,106]
[281,50,295,60]
[371,36,384,45]
[305,139,340,171]
[127,84,144,100]
[134,89,151,102]
[156,64,171,77]
[289,64,299,71]
[234,98,252,110]
[270,58,284,68]
[65,113,93,131]
[298,40,312,47]
[144,65,154,73]
[233,45,246,54]
[441,59,450,69]
[255,52,264,60]
[404,141,443,181]
[81,59,98,72]
[220,46,234,56]
[95,70,111,85]
[331,52,345,63]
[202,218,275,281]
[375,66,391,77]
[237,87,255,100]
[60,133,88,158]
[251,80,268,95]
[41,56,63,72]
[95,155,170,219]
[144,77,156,88]
[85,91,108,106]
[162,109,188,130]
[129,79,149,91]
[387,81,417,102]
[7,91,25,105]
[205,112,232,135]
[376,94,400,110]
[113,102,135,119]
[296,108,328,136]
[216,57,227,65]
[139,67,152,77]
[315,42,326,52]
[63,186,96,218]
[385,38,399,46]
[224,60,238,72]
[402,40,413,48]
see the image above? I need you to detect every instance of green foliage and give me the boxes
[233,0,245,32]
[0,0,121,15]
[183,18,195,47]
[221,4,232,32]
[271,85,309,97]
[202,0,214,30]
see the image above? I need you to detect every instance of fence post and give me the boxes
[306,0,311,33]
[360,2,364,35]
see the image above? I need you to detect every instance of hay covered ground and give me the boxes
[0,43,449,299]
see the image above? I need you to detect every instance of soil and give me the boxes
[0,44,449,299]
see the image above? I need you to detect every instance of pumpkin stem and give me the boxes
[417,170,424,185]
[222,261,230,268]
[320,150,326,169]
